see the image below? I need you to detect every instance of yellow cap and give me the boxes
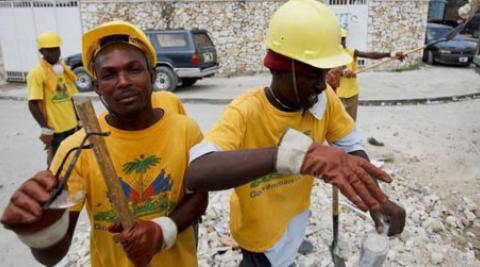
[341,28,348,38]
[265,0,351,69]
[82,21,157,77]
[37,32,62,49]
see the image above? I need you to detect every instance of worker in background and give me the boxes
[334,29,406,121]
[1,21,208,267]
[27,32,79,164]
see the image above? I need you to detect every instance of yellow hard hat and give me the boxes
[37,32,62,49]
[265,0,351,69]
[341,28,348,38]
[82,21,157,77]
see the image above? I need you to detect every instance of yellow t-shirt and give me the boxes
[336,48,360,98]
[51,111,202,267]
[27,59,78,133]
[151,91,186,114]
[205,87,354,252]
[98,91,186,119]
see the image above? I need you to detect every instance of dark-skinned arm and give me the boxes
[185,148,277,192]
[30,212,80,266]
[28,100,48,128]
[348,149,406,236]
[354,50,391,60]
[169,192,208,232]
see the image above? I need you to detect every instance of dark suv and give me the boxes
[65,28,219,92]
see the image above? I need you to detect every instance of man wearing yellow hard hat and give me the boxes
[27,32,79,164]
[186,0,405,266]
[1,21,207,267]
[333,29,406,121]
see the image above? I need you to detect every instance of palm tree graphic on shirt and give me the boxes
[93,154,175,223]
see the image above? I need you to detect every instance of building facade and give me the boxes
[0,0,429,81]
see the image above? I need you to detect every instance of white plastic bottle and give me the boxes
[359,222,390,267]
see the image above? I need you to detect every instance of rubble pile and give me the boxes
[59,169,479,267]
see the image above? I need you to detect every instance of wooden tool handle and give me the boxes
[355,45,427,74]
[75,98,134,228]
[332,186,339,216]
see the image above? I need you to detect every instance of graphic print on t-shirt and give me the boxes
[51,74,71,103]
[93,154,176,224]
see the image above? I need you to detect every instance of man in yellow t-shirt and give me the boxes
[186,1,405,266]
[27,32,79,163]
[1,22,207,267]
[334,29,406,121]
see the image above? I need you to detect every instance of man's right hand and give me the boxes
[343,69,357,78]
[1,170,64,235]
[300,144,391,212]
[326,67,342,90]
[40,133,53,150]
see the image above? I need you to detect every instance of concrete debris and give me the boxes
[57,171,480,267]
[431,251,444,265]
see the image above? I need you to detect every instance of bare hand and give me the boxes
[40,133,53,150]
[370,200,406,236]
[1,171,64,234]
[326,68,342,90]
[109,220,164,266]
[343,70,356,78]
[300,144,391,212]
[395,52,407,61]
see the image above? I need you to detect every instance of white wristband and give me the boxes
[41,127,54,135]
[390,51,397,58]
[153,216,178,250]
[276,128,313,174]
[17,211,69,249]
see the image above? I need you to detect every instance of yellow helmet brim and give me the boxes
[82,21,157,77]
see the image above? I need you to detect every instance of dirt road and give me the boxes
[0,96,478,266]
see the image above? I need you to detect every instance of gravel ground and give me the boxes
[0,97,479,267]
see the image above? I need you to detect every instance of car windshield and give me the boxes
[193,33,214,49]
[156,33,188,48]
[427,27,452,41]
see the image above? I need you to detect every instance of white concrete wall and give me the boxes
[0,0,430,81]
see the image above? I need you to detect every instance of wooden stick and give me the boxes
[75,98,134,228]
[355,45,426,74]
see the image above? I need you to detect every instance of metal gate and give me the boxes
[328,0,369,66]
[0,0,82,82]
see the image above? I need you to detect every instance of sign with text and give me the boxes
[330,4,369,52]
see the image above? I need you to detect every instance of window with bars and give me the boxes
[2,1,78,8]
[329,0,367,5]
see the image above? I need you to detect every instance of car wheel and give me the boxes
[73,66,93,92]
[154,66,177,91]
[181,78,198,87]
[427,51,435,65]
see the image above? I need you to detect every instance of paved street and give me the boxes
[0,65,479,266]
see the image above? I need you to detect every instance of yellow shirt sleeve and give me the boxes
[151,91,187,115]
[26,68,45,101]
[325,88,355,142]
[185,117,203,149]
[176,97,187,115]
[183,117,203,195]
[205,104,246,151]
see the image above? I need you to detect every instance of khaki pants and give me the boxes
[339,94,359,122]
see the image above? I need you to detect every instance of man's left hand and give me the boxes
[395,52,407,61]
[109,220,164,266]
[370,200,406,236]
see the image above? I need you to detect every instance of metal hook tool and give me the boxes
[43,131,110,209]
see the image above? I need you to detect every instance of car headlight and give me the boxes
[438,49,451,54]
